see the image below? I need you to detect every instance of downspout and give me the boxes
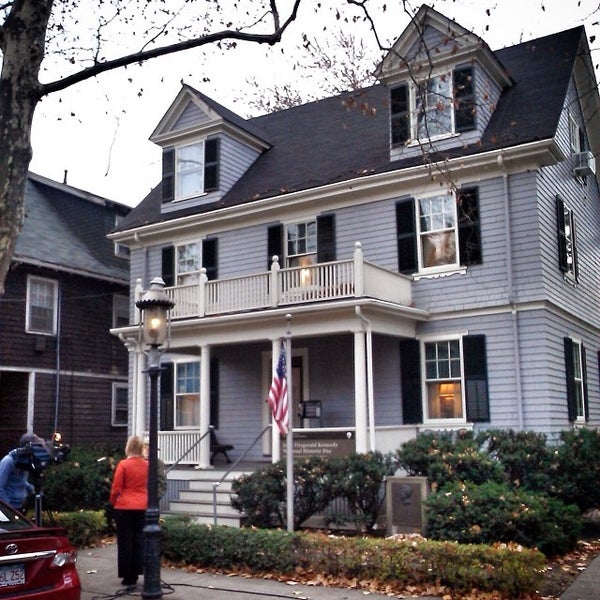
[53,284,62,435]
[355,306,375,451]
[498,154,524,430]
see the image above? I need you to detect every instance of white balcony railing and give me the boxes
[161,242,412,320]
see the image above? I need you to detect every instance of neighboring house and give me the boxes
[0,173,131,455]
[111,4,600,472]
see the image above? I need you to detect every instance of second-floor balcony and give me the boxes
[146,243,413,320]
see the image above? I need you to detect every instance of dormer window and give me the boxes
[390,66,475,146]
[162,138,220,203]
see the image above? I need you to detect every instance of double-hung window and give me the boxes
[26,276,58,335]
[391,66,475,145]
[424,339,464,420]
[177,142,205,199]
[175,361,200,428]
[162,138,219,203]
[176,243,201,285]
[112,384,128,427]
[286,221,317,268]
[112,294,129,328]
[418,193,458,270]
[564,338,588,422]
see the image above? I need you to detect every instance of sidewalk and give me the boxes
[77,541,441,600]
[559,553,600,599]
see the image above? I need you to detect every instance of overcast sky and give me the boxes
[28,0,600,208]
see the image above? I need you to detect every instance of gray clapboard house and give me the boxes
[111,4,600,481]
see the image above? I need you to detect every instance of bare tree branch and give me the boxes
[40,0,302,97]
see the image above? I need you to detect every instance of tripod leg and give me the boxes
[35,493,43,527]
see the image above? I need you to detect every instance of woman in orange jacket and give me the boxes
[110,435,148,588]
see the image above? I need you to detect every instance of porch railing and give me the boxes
[162,242,412,320]
[158,431,202,465]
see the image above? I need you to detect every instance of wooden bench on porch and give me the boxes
[210,429,234,464]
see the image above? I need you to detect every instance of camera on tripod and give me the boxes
[13,432,70,476]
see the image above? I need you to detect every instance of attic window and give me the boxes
[390,66,475,145]
[162,138,220,203]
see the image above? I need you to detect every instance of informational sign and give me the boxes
[284,430,355,458]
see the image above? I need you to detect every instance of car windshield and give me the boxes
[0,504,34,532]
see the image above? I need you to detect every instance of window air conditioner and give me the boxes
[572,150,596,177]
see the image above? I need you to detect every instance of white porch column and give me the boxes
[199,345,212,469]
[354,330,368,453]
[270,338,282,462]
[134,342,146,438]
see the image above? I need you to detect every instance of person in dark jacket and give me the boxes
[110,436,148,588]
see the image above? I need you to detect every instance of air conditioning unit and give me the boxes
[572,150,596,177]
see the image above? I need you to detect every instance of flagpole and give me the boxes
[285,313,294,532]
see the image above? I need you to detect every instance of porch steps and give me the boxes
[164,466,252,527]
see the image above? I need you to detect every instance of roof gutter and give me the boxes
[110,137,563,245]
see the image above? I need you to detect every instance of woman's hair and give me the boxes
[125,435,144,456]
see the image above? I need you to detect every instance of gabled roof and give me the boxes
[116,24,586,232]
[376,4,513,88]
[150,83,271,149]
[13,173,130,284]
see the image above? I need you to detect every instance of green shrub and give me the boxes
[161,516,298,572]
[552,428,600,511]
[40,444,122,532]
[396,430,505,490]
[52,510,106,548]
[327,451,396,532]
[478,429,554,492]
[231,462,285,528]
[161,517,545,596]
[231,456,337,529]
[425,481,582,556]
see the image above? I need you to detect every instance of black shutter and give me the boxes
[464,335,490,422]
[556,195,569,273]
[396,199,417,274]
[160,362,174,431]
[202,238,218,281]
[161,246,175,287]
[162,148,175,203]
[571,215,580,281]
[267,224,284,270]
[564,337,577,422]
[582,345,589,421]
[454,66,475,132]
[399,339,423,424]
[317,214,336,263]
[210,358,219,429]
[390,85,410,144]
[458,187,482,266]
[204,138,219,192]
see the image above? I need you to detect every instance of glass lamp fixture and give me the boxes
[136,277,174,347]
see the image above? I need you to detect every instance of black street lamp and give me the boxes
[136,277,174,600]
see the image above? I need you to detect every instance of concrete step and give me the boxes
[188,480,235,493]
[179,490,236,503]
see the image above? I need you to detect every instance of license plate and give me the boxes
[0,564,25,587]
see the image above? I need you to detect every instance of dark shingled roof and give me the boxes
[14,174,130,283]
[118,26,583,232]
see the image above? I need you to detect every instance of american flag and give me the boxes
[267,341,289,435]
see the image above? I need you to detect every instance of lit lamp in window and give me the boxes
[136,277,174,600]
[438,382,455,419]
[299,256,312,286]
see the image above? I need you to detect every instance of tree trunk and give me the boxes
[0,0,53,294]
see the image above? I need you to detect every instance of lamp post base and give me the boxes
[142,507,162,599]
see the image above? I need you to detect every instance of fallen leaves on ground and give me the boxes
[162,535,600,599]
